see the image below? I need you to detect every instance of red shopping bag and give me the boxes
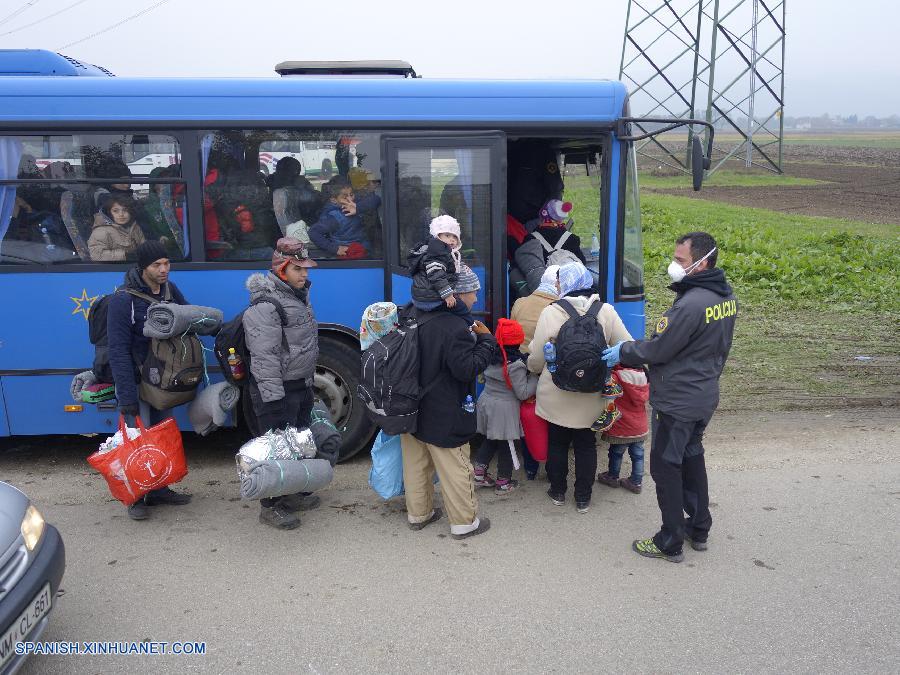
[520,398,548,462]
[87,416,188,505]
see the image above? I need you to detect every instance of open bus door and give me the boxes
[380,133,507,328]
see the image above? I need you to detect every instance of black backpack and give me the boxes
[551,299,609,393]
[213,297,287,387]
[357,305,439,436]
[87,286,171,384]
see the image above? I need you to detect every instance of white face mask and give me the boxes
[667,247,717,282]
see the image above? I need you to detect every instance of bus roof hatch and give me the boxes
[274,60,418,78]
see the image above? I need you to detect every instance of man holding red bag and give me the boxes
[107,240,193,520]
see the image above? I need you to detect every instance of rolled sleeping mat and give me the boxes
[239,458,334,501]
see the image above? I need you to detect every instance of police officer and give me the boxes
[602,232,737,563]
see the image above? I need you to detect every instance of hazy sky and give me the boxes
[1,0,897,117]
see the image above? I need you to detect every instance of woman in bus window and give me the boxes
[87,194,146,261]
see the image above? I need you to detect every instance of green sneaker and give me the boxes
[632,538,684,563]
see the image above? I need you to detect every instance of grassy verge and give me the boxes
[639,194,899,410]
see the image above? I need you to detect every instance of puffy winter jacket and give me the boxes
[242,272,319,403]
[407,236,459,304]
[603,367,650,443]
[87,212,145,262]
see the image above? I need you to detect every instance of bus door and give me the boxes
[381,133,506,328]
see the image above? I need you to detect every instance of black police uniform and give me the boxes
[619,267,737,554]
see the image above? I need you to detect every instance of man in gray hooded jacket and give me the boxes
[242,238,320,530]
[603,231,737,563]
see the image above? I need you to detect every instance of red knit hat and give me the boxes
[494,318,525,389]
[495,318,525,346]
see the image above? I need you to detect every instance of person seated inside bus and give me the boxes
[140,166,183,259]
[267,156,324,243]
[206,165,280,260]
[87,194,146,261]
[91,159,135,216]
[308,175,380,259]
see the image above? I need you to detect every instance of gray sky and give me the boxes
[1,0,897,117]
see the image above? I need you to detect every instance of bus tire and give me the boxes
[321,159,333,179]
[314,336,374,462]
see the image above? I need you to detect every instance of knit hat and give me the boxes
[557,261,593,297]
[536,264,561,296]
[429,215,461,241]
[495,318,526,389]
[136,240,169,270]
[540,199,573,224]
[271,237,317,276]
[455,264,480,293]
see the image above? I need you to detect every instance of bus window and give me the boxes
[0,133,186,265]
[619,144,643,298]
[201,130,382,261]
[396,146,492,269]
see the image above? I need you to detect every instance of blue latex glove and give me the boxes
[602,341,624,367]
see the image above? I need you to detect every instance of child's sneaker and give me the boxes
[473,463,495,488]
[597,471,620,488]
[590,407,621,433]
[601,380,623,398]
[494,479,519,495]
[619,477,642,494]
[525,470,537,481]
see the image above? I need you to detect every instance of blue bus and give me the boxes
[0,51,711,459]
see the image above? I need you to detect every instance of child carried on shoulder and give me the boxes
[407,215,475,325]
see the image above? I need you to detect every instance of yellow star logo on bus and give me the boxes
[71,289,98,321]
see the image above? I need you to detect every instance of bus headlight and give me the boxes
[21,505,45,551]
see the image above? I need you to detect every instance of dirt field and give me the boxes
[644,144,900,224]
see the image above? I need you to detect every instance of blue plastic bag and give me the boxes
[368,431,404,499]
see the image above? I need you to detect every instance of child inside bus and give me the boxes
[407,215,474,325]
[308,175,380,259]
[87,194,146,261]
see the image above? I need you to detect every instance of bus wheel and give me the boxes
[321,159,333,179]
[314,337,374,462]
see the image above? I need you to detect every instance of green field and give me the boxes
[567,184,900,410]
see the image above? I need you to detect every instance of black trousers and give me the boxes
[546,423,597,502]
[649,410,713,554]
[243,378,314,508]
[474,439,516,480]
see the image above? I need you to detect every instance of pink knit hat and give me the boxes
[429,215,461,240]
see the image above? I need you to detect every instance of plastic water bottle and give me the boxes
[544,341,557,373]
[40,225,56,251]
[227,347,246,381]
[590,233,600,259]
[462,395,475,414]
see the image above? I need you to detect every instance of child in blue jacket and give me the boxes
[309,175,381,258]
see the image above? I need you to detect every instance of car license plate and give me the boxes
[0,583,52,669]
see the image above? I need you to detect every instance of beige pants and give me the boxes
[400,434,478,529]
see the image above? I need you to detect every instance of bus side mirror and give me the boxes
[691,135,706,191]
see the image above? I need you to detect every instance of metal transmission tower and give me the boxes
[620,0,786,175]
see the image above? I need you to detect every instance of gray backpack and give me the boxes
[531,230,582,267]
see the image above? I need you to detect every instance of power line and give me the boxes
[0,0,41,27]
[56,0,171,51]
[0,0,92,37]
